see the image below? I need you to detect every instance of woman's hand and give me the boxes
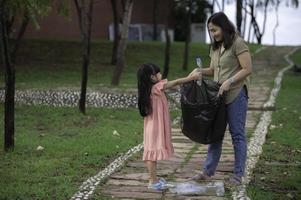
[218,79,231,96]
[163,70,201,90]
[189,69,202,80]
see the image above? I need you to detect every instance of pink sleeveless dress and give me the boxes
[143,79,174,161]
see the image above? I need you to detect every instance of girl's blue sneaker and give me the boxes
[159,177,167,184]
[148,178,175,190]
[159,178,175,188]
[148,181,168,190]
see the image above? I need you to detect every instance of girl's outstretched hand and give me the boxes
[189,69,202,80]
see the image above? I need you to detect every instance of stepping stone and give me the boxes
[103,191,162,199]
[106,179,147,187]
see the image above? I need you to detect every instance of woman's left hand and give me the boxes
[218,79,231,96]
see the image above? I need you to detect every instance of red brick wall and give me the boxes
[19,0,172,40]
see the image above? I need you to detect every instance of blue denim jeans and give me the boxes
[203,87,248,177]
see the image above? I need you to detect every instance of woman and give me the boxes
[191,12,252,186]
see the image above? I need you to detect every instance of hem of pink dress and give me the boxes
[142,148,174,161]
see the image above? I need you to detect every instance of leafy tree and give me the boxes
[0,0,51,151]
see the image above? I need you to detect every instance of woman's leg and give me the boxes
[145,160,157,183]
[203,140,223,176]
[227,88,248,177]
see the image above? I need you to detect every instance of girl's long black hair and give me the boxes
[207,12,236,50]
[137,63,161,117]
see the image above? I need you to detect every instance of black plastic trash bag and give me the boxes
[180,79,226,144]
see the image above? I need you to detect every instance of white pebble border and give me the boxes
[232,47,300,200]
[70,143,143,200]
[0,90,180,109]
[0,90,139,108]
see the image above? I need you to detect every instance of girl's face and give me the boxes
[208,22,223,42]
[151,72,162,83]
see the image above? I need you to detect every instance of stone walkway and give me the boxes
[90,46,296,199]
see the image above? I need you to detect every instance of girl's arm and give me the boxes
[163,71,201,90]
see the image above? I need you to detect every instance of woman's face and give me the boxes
[208,22,223,42]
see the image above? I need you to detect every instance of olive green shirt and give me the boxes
[210,36,250,104]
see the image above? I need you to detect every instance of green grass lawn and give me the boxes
[247,50,301,199]
[290,48,301,64]
[0,105,180,200]
[0,105,143,199]
[0,39,260,90]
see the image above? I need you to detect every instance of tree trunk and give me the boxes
[110,0,120,65]
[182,0,192,71]
[247,21,252,43]
[74,0,93,114]
[259,0,269,44]
[111,0,134,86]
[121,0,126,11]
[11,14,29,63]
[248,0,269,45]
[248,2,260,44]
[162,26,170,79]
[236,0,242,34]
[6,16,14,35]
[241,0,248,38]
[212,0,222,12]
[273,1,280,45]
[251,16,262,44]
[1,1,15,151]
[221,0,225,12]
[152,0,158,41]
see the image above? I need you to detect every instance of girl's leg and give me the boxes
[145,160,157,183]
[227,88,248,177]
[203,140,223,176]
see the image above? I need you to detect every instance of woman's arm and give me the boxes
[218,51,252,96]
[229,52,252,83]
[201,67,214,76]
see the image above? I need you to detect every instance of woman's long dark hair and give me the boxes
[137,63,161,117]
[207,12,236,50]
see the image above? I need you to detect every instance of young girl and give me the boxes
[137,63,201,190]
